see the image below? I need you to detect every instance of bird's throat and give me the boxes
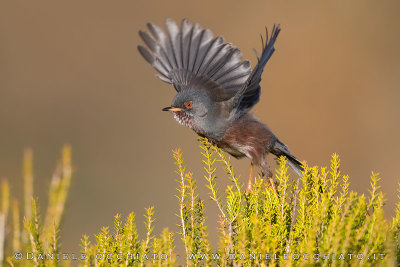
[172,111,193,128]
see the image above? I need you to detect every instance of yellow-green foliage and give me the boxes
[80,209,176,267]
[77,138,400,266]
[2,146,72,267]
[2,140,400,266]
[188,138,398,266]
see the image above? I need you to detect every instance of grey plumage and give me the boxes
[233,25,281,112]
[138,19,252,100]
[272,141,304,177]
[138,18,303,181]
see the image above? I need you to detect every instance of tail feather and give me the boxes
[286,157,304,178]
[272,141,304,177]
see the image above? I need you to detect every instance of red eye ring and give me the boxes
[184,101,193,109]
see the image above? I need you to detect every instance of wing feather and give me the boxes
[230,24,281,112]
[138,18,251,99]
[146,23,175,70]
[165,19,182,69]
[138,19,280,110]
[193,29,214,75]
[137,45,170,79]
[188,24,202,73]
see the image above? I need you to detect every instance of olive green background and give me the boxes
[0,0,399,255]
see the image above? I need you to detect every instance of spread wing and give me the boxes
[138,19,251,102]
[230,24,281,112]
[138,19,281,110]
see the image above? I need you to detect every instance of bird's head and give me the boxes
[162,89,213,133]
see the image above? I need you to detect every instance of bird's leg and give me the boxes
[262,164,278,198]
[246,162,254,193]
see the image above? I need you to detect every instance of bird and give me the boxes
[138,18,303,193]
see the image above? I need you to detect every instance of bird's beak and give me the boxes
[162,106,183,112]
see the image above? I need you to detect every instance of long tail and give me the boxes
[272,141,304,177]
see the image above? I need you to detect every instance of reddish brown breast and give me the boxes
[214,114,277,166]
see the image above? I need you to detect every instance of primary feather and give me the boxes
[232,25,281,112]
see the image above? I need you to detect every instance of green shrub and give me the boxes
[2,140,400,266]
[1,146,72,267]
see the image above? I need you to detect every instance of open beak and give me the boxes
[162,106,183,112]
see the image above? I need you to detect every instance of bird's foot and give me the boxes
[246,180,252,194]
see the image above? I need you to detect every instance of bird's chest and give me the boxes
[173,111,222,138]
[213,119,270,161]
[213,132,256,160]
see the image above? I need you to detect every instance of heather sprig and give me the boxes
[2,140,400,266]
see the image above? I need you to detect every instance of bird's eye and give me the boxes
[184,101,193,109]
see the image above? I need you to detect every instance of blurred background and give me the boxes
[0,0,399,256]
